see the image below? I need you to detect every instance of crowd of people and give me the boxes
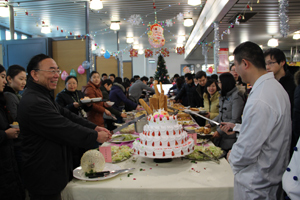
[0,42,299,200]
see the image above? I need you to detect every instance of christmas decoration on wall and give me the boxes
[177,12,184,21]
[214,22,220,74]
[128,14,143,25]
[154,54,169,83]
[165,19,173,27]
[183,66,191,74]
[207,66,214,74]
[82,61,90,69]
[104,51,111,59]
[279,0,289,38]
[144,49,153,58]
[69,69,77,77]
[148,23,165,48]
[130,48,138,57]
[176,46,185,55]
[61,70,69,81]
[77,65,85,74]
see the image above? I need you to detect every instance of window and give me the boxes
[5,30,18,40]
[21,34,27,39]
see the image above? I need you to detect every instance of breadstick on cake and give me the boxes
[139,99,153,114]
[164,95,168,111]
[159,92,165,109]
[160,82,163,93]
[149,97,159,110]
[154,83,160,96]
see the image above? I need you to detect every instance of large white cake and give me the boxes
[133,111,194,158]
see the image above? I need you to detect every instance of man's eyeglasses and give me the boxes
[35,69,62,74]
[265,61,277,66]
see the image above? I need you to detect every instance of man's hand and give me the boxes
[73,102,80,108]
[95,126,110,134]
[96,131,112,143]
[205,123,211,128]
[121,113,127,118]
[220,122,236,135]
[212,131,220,138]
[227,150,231,161]
[5,128,20,139]
[204,112,210,118]
[104,109,112,116]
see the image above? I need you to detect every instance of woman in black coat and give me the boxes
[0,64,25,199]
[55,76,92,117]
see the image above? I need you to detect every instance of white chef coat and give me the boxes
[229,72,292,200]
[282,137,300,200]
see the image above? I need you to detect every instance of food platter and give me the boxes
[80,97,102,104]
[109,134,139,143]
[73,163,121,181]
[10,124,19,129]
[197,132,214,139]
[186,146,224,161]
[111,145,134,163]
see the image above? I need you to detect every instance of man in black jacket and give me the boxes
[18,54,112,200]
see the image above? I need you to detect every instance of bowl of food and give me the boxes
[10,122,19,129]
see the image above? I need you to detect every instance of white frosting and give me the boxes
[147,115,177,126]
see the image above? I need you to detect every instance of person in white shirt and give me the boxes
[220,41,291,200]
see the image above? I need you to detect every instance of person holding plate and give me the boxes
[55,75,92,118]
[0,64,25,199]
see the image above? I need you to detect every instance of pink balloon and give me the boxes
[77,65,85,74]
[61,70,69,81]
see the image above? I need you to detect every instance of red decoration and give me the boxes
[61,29,63,33]
[247,4,250,8]
[156,48,169,57]
[78,35,80,38]
[57,26,59,31]
[25,11,28,16]
[130,49,138,57]
[42,21,45,24]
[176,46,185,55]
[70,32,72,35]
[144,49,153,58]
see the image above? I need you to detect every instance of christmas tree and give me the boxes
[154,54,169,83]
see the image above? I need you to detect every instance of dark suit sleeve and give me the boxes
[0,130,7,144]
[117,91,137,108]
[293,86,300,137]
[175,85,186,101]
[55,92,78,114]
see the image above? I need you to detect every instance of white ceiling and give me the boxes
[0,0,300,60]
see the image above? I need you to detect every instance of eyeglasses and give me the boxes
[265,61,277,66]
[35,69,62,74]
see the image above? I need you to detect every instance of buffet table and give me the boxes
[62,143,234,200]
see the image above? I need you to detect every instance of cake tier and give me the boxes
[139,129,189,148]
[147,115,177,127]
[143,124,183,137]
[133,138,194,158]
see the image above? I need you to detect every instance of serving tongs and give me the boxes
[198,150,220,164]
[184,110,219,126]
[87,168,135,178]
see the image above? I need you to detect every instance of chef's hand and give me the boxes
[96,131,112,143]
[205,124,211,128]
[105,109,112,116]
[95,126,111,134]
[212,131,220,138]
[227,150,231,162]
[136,105,141,110]
[5,128,20,139]
[220,122,236,135]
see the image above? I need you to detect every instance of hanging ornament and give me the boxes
[177,12,184,21]
[70,32,72,35]
[77,65,85,74]
[148,23,165,48]
[104,51,111,59]
[66,35,68,39]
[61,70,69,81]
[176,46,185,55]
[82,61,90,69]
[57,26,59,31]
[25,11,28,16]
[279,0,289,38]
[69,69,77,77]
[165,19,173,27]
[207,66,214,74]
[130,49,138,57]
[160,48,169,57]
[14,12,17,16]
[61,29,63,33]
[235,18,240,25]
[144,49,153,58]
[128,14,143,25]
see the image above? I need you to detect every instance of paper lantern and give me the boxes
[82,61,90,69]
[104,51,110,59]
[61,70,69,81]
[147,23,165,48]
[77,65,85,74]
[70,69,77,77]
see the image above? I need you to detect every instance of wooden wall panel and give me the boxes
[123,61,132,79]
[96,56,118,76]
[52,40,87,97]
[0,44,3,66]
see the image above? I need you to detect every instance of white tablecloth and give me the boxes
[62,145,234,200]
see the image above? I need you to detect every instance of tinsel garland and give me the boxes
[214,22,220,73]
[279,0,289,38]
[202,43,208,70]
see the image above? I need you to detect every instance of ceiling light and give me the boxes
[126,37,134,43]
[110,21,120,30]
[41,25,51,34]
[177,35,186,43]
[0,6,9,17]
[228,55,234,62]
[184,18,193,27]
[293,33,300,40]
[138,49,144,55]
[133,45,139,49]
[90,0,103,10]
[187,0,201,6]
[267,36,278,47]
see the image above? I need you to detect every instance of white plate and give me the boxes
[80,99,92,104]
[10,124,19,129]
[73,163,121,181]
[109,134,139,143]
[106,101,115,106]
[91,97,102,102]
[80,97,103,104]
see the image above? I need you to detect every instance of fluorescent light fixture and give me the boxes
[188,0,201,6]
[126,37,134,43]
[267,36,278,47]
[110,21,120,30]
[133,45,139,49]
[41,25,51,34]
[177,35,185,43]
[184,18,193,27]
[228,55,234,62]
[138,49,144,55]
[0,6,9,17]
[90,0,103,10]
[293,32,300,40]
